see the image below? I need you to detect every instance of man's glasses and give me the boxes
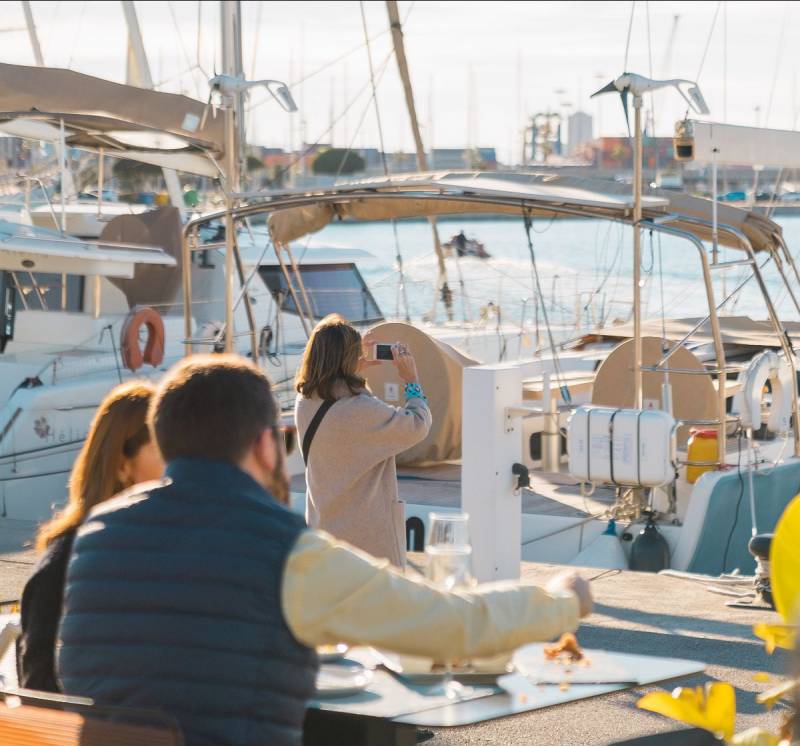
[273,425,296,456]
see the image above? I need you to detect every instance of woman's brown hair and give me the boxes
[35,380,156,550]
[295,314,365,401]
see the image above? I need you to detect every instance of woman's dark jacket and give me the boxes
[18,529,76,692]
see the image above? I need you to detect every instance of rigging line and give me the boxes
[523,212,570,402]
[623,1,636,71]
[249,1,264,81]
[764,4,790,127]
[167,0,202,99]
[359,0,410,322]
[246,31,389,115]
[248,1,414,114]
[267,49,394,187]
[66,0,87,69]
[694,1,722,84]
[645,1,656,151]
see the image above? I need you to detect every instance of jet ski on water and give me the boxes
[444,230,491,259]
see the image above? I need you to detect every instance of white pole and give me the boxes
[633,96,643,408]
[21,1,44,66]
[462,364,522,581]
[120,0,185,218]
[58,118,66,233]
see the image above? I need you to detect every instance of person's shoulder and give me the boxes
[85,478,169,521]
[36,528,77,571]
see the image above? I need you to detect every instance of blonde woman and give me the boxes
[295,314,432,567]
[18,381,164,692]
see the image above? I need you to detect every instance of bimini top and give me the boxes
[0,219,176,279]
[0,63,224,177]
[260,171,783,253]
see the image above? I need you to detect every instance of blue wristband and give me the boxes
[404,381,427,401]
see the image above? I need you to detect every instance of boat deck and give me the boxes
[0,518,788,745]
[292,464,617,518]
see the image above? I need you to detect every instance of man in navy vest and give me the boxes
[57,355,591,746]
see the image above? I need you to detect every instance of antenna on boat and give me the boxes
[591,72,709,408]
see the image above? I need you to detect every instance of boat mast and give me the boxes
[219,0,243,354]
[385,0,453,322]
[632,95,643,408]
[20,1,44,66]
[120,1,186,218]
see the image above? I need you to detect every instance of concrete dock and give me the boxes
[0,519,790,745]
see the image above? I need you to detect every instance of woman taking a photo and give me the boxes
[18,380,164,692]
[295,315,431,567]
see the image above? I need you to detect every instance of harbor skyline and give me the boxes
[1,1,800,166]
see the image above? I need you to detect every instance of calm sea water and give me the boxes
[307,215,800,331]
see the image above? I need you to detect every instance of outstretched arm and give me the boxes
[281,530,580,663]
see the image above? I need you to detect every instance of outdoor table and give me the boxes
[306,646,705,746]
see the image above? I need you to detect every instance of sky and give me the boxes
[2,1,800,164]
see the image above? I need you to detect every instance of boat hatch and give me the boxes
[258,262,384,324]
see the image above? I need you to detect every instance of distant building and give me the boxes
[430,147,498,170]
[567,112,593,156]
[431,148,468,169]
[590,136,678,171]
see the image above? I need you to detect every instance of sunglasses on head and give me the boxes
[272,425,296,456]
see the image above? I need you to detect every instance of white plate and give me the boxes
[513,644,638,685]
[314,664,373,698]
[317,643,349,662]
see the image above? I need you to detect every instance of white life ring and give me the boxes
[734,350,794,433]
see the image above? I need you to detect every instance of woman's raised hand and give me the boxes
[358,331,381,372]
[392,343,419,384]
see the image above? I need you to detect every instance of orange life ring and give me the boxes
[120,306,165,371]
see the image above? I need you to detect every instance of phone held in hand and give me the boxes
[374,343,394,361]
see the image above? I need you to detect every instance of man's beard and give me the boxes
[264,448,290,505]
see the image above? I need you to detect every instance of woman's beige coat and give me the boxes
[295,383,432,567]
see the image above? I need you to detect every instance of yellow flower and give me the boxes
[753,623,797,654]
[755,678,799,711]
[771,495,800,623]
[752,672,772,683]
[731,728,780,746]
[637,683,735,742]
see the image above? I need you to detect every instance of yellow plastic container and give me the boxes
[686,428,718,484]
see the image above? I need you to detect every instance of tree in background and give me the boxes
[312,148,365,176]
[112,159,163,194]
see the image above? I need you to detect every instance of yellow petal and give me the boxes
[771,495,800,623]
[753,672,772,683]
[756,678,799,710]
[753,623,797,654]
[731,727,780,746]
[637,683,736,742]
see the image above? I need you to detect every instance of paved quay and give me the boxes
[0,520,791,745]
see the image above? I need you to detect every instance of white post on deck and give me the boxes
[462,364,523,582]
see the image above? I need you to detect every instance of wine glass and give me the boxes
[425,512,475,700]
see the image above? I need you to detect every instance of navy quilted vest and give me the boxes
[57,458,317,746]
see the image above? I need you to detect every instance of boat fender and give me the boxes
[734,350,793,433]
[120,305,165,371]
[629,513,670,573]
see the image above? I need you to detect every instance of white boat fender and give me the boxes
[568,519,629,570]
[733,350,793,433]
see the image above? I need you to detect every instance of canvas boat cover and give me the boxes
[265,171,783,253]
[0,63,224,177]
[583,315,800,350]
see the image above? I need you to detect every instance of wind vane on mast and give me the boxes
[591,73,709,135]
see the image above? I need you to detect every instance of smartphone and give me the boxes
[374,343,394,361]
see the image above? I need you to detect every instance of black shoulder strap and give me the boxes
[301,400,335,465]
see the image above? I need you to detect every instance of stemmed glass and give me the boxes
[425,512,475,700]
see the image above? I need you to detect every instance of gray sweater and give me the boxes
[295,384,432,567]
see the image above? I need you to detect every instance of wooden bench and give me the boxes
[0,688,183,746]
